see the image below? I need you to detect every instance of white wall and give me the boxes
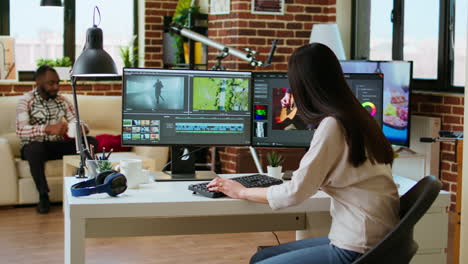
[460,3,468,263]
[336,0,352,59]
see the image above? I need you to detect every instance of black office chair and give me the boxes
[352,175,442,264]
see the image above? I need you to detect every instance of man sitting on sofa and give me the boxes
[16,65,98,214]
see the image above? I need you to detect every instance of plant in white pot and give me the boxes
[267,151,284,179]
[37,57,72,80]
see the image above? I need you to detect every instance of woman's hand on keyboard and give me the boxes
[207,177,246,199]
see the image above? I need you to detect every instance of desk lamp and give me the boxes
[70,6,119,178]
[40,0,62,7]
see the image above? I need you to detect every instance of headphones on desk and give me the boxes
[71,170,127,197]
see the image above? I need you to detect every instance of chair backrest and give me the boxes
[353,176,442,264]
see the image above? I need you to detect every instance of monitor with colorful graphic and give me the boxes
[340,61,413,147]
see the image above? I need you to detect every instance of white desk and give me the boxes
[63,175,449,264]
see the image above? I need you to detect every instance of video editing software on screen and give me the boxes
[252,72,384,148]
[122,69,252,146]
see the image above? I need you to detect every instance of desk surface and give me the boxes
[64,174,446,218]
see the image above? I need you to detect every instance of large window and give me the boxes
[3,0,136,74]
[454,0,467,87]
[354,0,466,91]
[10,2,64,71]
[369,0,393,61]
[403,0,440,79]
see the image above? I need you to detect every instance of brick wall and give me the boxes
[207,0,337,71]
[144,0,178,68]
[0,82,122,97]
[411,92,464,211]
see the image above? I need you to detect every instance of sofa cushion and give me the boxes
[16,158,63,179]
[1,132,21,158]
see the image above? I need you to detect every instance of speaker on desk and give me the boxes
[71,170,127,197]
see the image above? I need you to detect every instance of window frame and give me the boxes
[0,0,138,77]
[352,0,461,92]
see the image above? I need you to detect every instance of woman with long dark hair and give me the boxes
[208,43,399,264]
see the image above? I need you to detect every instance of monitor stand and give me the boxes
[154,146,218,181]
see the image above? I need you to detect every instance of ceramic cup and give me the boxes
[115,159,143,189]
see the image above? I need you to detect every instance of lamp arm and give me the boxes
[170,24,277,68]
[71,76,92,178]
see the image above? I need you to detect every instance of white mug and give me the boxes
[115,159,143,189]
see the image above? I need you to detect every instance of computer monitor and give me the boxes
[251,72,384,147]
[340,61,413,147]
[122,68,252,180]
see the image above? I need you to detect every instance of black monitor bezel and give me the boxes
[340,60,413,147]
[121,67,253,147]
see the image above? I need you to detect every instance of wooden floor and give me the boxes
[0,205,296,264]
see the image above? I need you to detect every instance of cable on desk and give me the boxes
[272,231,281,245]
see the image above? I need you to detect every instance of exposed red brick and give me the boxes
[145,17,162,24]
[267,22,285,29]
[76,85,93,91]
[441,153,456,162]
[277,30,294,38]
[440,161,451,171]
[312,15,329,22]
[258,30,276,37]
[287,23,303,30]
[444,96,461,105]
[0,85,12,92]
[441,142,455,152]
[249,38,266,45]
[452,106,464,115]
[93,85,112,91]
[13,85,34,92]
[306,7,322,13]
[250,21,267,28]
[112,84,122,91]
[105,92,122,96]
[451,184,457,192]
[287,5,305,13]
[442,181,450,191]
[435,104,451,114]
[450,204,456,212]
[420,104,435,113]
[442,172,457,182]
[451,163,458,173]
[443,116,461,124]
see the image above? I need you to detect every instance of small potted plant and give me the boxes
[267,151,284,179]
[37,56,72,80]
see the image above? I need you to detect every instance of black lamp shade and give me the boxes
[71,26,119,77]
[40,0,62,6]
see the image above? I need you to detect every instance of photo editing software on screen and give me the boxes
[340,61,412,147]
[252,72,383,147]
[122,69,252,146]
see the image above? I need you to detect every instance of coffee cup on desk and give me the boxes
[114,159,144,189]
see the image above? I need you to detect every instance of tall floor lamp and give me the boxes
[70,7,119,178]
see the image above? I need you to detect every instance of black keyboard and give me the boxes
[188,174,283,198]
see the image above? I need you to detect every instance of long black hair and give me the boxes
[288,43,394,167]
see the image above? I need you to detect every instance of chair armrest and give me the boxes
[0,138,18,205]
[132,146,169,171]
